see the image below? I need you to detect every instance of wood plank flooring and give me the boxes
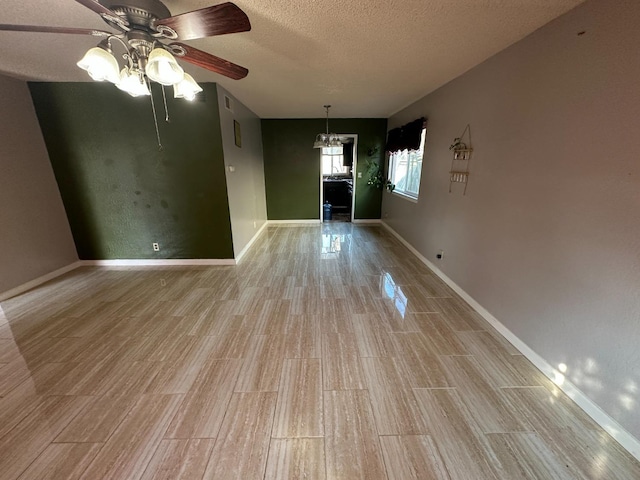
[0,224,639,479]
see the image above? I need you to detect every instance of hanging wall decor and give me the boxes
[449,124,473,195]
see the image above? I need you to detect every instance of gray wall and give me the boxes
[217,85,268,255]
[0,74,77,294]
[382,0,640,438]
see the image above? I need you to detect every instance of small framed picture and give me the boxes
[234,120,242,148]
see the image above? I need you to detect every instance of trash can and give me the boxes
[323,202,332,221]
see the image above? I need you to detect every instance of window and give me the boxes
[321,147,349,176]
[388,127,426,199]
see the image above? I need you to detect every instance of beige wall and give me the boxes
[216,85,268,256]
[0,75,77,294]
[383,0,640,438]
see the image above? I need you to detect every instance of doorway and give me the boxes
[320,134,357,222]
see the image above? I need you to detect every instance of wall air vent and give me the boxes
[224,95,234,112]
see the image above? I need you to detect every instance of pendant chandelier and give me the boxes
[313,105,343,150]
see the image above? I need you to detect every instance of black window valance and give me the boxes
[385,117,426,153]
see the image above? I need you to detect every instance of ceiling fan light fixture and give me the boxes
[145,47,184,86]
[77,46,120,84]
[173,73,203,101]
[117,67,151,97]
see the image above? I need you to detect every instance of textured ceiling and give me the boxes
[0,0,585,118]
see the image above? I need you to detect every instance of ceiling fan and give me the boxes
[0,0,251,99]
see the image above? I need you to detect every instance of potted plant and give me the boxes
[449,137,471,160]
[449,137,468,151]
[365,146,395,191]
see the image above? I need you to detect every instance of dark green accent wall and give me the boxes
[261,118,387,220]
[29,82,233,259]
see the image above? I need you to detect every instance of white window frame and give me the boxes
[388,127,426,201]
[321,147,349,176]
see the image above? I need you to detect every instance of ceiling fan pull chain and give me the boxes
[161,85,170,123]
[147,80,163,151]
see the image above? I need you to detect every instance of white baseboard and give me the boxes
[235,221,268,263]
[0,261,82,301]
[352,219,382,224]
[266,219,382,225]
[380,221,640,461]
[80,259,236,267]
[267,219,321,225]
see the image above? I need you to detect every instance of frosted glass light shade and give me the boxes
[116,68,151,97]
[173,73,202,101]
[145,48,184,86]
[313,134,327,148]
[77,47,120,84]
[329,135,343,149]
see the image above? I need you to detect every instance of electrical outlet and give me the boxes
[253,221,257,228]
[152,242,160,252]
[437,249,444,259]
[357,172,362,178]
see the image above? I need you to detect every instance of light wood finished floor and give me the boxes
[0,224,638,479]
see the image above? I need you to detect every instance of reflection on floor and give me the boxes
[325,212,351,223]
[0,224,639,479]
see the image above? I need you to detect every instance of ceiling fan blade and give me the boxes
[157,3,250,41]
[0,24,112,37]
[171,42,248,80]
